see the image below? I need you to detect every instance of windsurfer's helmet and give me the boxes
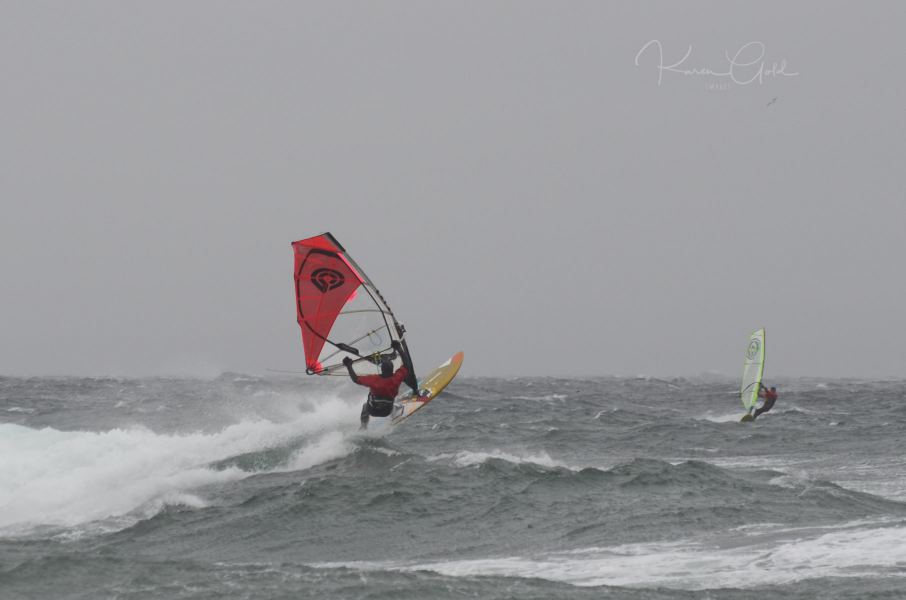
[380,358,394,378]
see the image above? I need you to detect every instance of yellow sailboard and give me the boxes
[389,352,464,427]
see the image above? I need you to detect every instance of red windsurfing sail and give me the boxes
[292,232,406,376]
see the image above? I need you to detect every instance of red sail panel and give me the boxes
[292,233,363,372]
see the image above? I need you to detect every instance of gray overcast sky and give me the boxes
[1,1,903,378]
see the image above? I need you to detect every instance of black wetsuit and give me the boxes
[753,390,777,419]
[360,394,395,426]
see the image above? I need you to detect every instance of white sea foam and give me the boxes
[285,430,356,472]
[709,456,802,470]
[323,523,906,589]
[510,394,568,401]
[698,411,743,423]
[0,396,360,535]
[428,449,575,470]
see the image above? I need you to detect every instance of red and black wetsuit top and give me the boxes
[355,366,409,400]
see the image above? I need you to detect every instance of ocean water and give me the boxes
[1,374,905,599]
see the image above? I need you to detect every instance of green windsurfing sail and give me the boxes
[740,328,765,413]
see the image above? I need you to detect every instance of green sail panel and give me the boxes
[740,328,766,412]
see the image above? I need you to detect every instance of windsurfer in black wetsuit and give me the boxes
[752,384,778,420]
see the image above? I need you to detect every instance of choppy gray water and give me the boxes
[2,374,905,599]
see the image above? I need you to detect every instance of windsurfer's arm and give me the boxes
[342,357,360,384]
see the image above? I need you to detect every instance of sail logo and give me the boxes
[746,339,760,360]
[311,268,345,293]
